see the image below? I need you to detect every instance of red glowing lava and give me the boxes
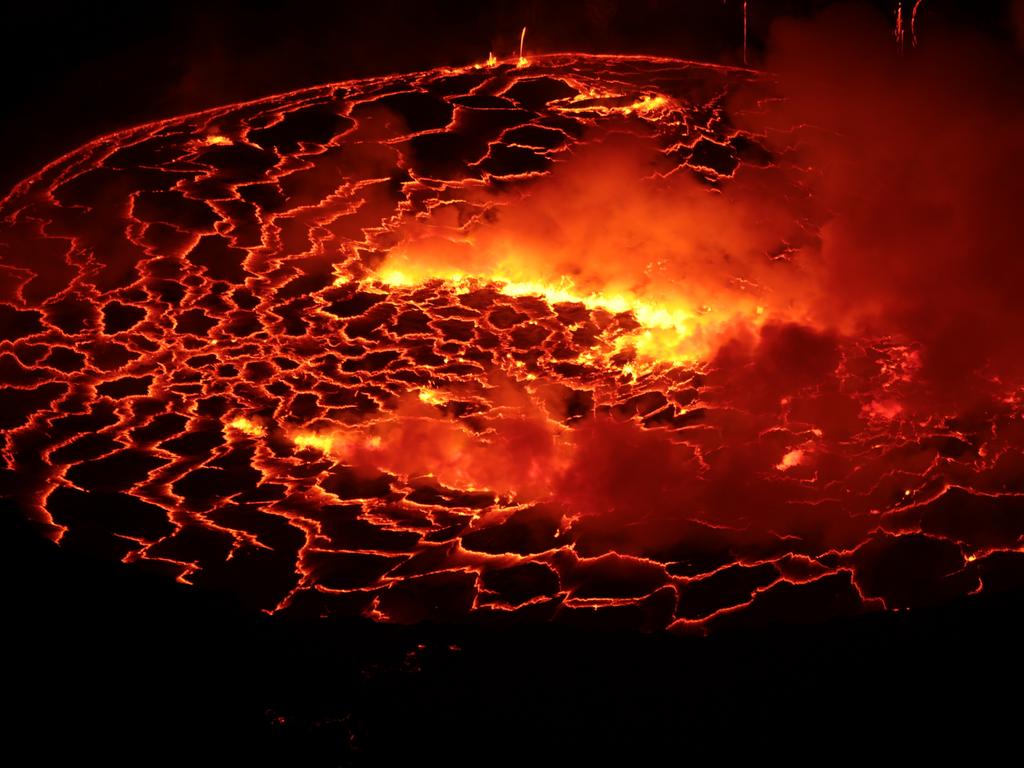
[2,51,1023,634]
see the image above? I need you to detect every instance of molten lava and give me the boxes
[1,51,1022,634]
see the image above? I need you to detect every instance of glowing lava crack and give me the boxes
[2,53,1022,633]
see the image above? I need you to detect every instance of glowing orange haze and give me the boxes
[293,4,1024,511]
[294,128,826,500]
[371,133,814,372]
[321,392,564,499]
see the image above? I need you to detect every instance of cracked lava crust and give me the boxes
[2,53,1023,634]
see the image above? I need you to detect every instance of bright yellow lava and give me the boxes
[227,416,265,437]
[474,52,499,70]
[377,269,763,369]
[516,26,529,68]
[293,432,334,452]
[555,89,675,117]
[776,449,804,471]
[205,135,232,145]
[418,388,449,406]
[624,94,668,115]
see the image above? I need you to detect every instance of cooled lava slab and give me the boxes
[1,53,1020,633]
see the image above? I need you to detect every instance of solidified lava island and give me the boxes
[2,53,1023,633]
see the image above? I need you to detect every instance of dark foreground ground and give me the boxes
[5,506,1022,764]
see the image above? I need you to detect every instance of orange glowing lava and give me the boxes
[2,52,1022,634]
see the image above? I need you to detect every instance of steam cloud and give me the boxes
[753,2,1024,406]
[336,3,1024,554]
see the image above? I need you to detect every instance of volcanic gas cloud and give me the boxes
[2,7,1023,633]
